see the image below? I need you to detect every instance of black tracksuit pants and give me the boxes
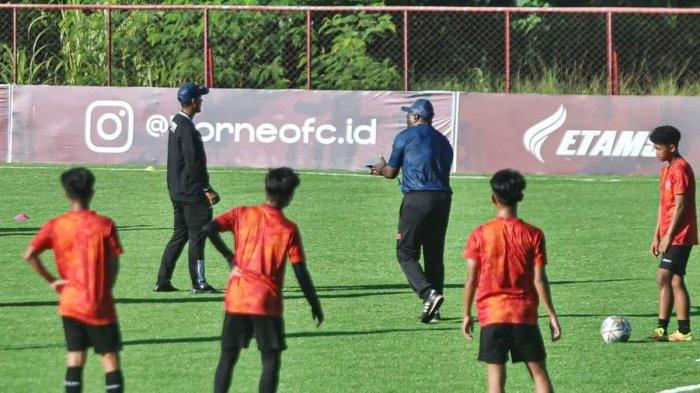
[157,201,212,288]
[396,191,451,301]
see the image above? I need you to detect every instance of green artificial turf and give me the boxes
[0,164,697,392]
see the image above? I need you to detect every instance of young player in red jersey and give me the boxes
[204,167,323,393]
[462,169,561,393]
[648,126,696,342]
[23,168,124,393]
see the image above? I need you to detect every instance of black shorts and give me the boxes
[62,317,122,354]
[221,313,286,352]
[659,245,692,276]
[478,324,546,364]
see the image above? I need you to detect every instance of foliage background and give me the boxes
[0,0,698,94]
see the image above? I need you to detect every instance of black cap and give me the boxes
[401,98,434,118]
[177,82,209,105]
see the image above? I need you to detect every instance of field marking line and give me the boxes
[0,164,654,183]
[658,385,700,393]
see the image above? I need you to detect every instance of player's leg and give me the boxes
[486,364,506,393]
[156,202,188,289]
[63,317,89,393]
[214,347,241,393]
[511,324,550,392]
[672,275,690,324]
[214,314,252,393]
[653,267,674,339]
[259,351,282,393]
[396,193,434,300]
[524,360,553,393]
[478,325,509,393]
[254,316,286,393]
[183,202,214,291]
[100,353,123,393]
[65,351,86,393]
[90,322,124,393]
[422,193,451,296]
[668,246,692,340]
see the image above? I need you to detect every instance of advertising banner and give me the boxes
[9,86,455,171]
[456,93,700,175]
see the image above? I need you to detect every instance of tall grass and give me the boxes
[412,66,699,96]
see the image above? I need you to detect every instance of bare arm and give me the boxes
[534,264,561,341]
[462,258,478,340]
[651,205,661,257]
[369,155,399,179]
[23,246,66,293]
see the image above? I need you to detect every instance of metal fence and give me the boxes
[1,4,699,95]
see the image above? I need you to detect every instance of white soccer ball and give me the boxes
[600,315,631,343]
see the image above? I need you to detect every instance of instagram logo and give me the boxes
[85,100,134,153]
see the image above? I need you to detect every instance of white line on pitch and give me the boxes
[658,384,700,393]
[0,164,654,183]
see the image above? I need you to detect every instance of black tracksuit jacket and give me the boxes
[166,112,210,203]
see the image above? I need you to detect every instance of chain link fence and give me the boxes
[1,5,698,95]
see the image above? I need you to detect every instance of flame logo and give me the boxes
[522,105,567,163]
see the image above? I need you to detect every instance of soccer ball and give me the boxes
[600,315,631,343]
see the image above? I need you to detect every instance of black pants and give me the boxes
[396,191,451,300]
[157,201,212,288]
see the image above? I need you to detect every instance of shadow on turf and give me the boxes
[0,289,412,308]
[126,326,458,346]
[0,277,652,308]
[0,224,167,236]
[1,327,457,351]
[0,227,41,236]
[285,278,642,293]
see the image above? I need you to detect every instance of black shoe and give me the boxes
[192,282,218,294]
[428,310,441,324]
[420,289,444,324]
[154,282,179,292]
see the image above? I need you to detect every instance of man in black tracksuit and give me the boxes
[154,82,222,293]
[370,99,453,324]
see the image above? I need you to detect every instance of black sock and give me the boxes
[214,348,240,393]
[105,370,123,393]
[259,351,281,393]
[65,367,82,393]
[658,318,670,333]
[678,320,691,334]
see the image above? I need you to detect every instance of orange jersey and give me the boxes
[464,217,546,327]
[658,157,698,245]
[215,204,305,317]
[30,211,123,325]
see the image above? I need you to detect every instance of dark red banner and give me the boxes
[8,86,455,171]
[5,86,698,175]
[456,93,699,175]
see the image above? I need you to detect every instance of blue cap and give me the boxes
[401,98,434,119]
[177,82,209,105]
